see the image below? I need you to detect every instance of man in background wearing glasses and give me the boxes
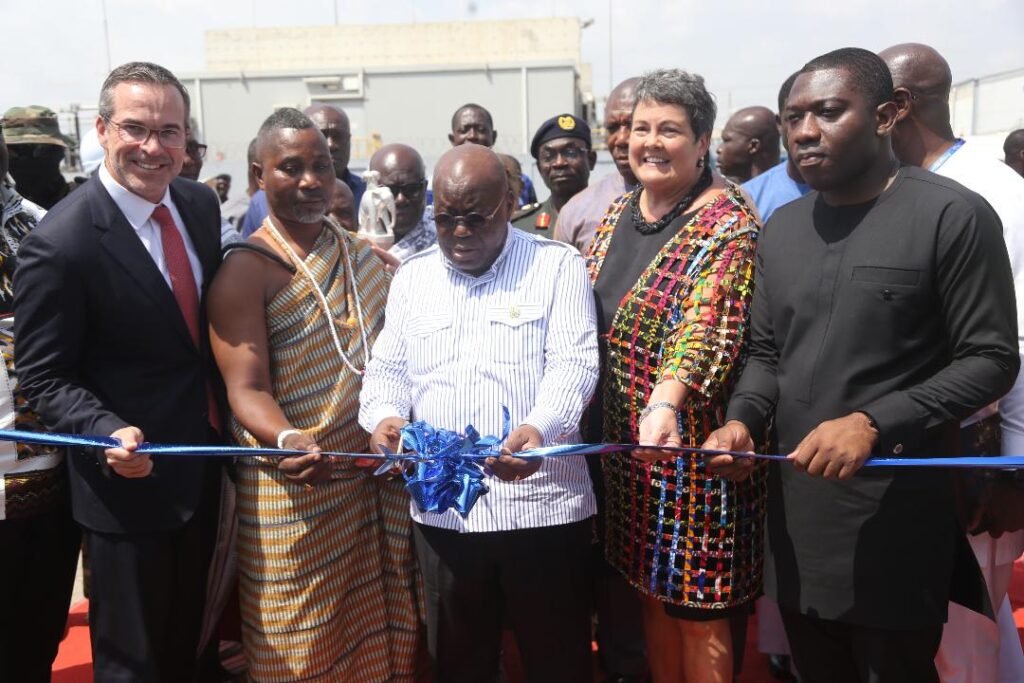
[367,142,436,262]
[512,113,596,237]
[360,143,600,682]
[14,61,225,682]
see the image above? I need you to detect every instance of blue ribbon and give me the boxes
[3,412,1024,520]
[376,407,511,518]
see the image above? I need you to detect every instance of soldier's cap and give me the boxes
[530,114,591,159]
[2,106,75,148]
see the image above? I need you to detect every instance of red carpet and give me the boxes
[52,565,1024,682]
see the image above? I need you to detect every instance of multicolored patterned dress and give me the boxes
[586,186,766,617]
[230,223,424,682]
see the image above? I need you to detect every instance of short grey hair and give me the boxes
[98,61,191,126]
[633,69,717,139]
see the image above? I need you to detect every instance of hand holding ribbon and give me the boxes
[277,430,331,486]
[485,424,543,481]
[105,426,152,478]
[382,409,512,518]
[704,420,758,482]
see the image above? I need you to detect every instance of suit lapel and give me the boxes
[170,181,219,291]
[90,179,198,351]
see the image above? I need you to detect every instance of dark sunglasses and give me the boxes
[384,180,427,199]
[434,195,505,231]
[6,144,66,160]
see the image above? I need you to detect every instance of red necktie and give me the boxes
[151,205,222,433]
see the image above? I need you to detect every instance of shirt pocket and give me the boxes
[485,302,546,365]
[849,265,928,341]
[406,311,453,376]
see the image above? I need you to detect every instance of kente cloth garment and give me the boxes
[0,175,44,311]
[388,204,437,263]
[0,179,63,520]
[586,186,766,611]
[231,222,424,683]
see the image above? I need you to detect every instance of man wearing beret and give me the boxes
[512,114,596,237]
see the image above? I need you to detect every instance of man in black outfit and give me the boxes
[13,62,224,682]
[705,48,1019,682]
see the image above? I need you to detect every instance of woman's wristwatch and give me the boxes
[638,401,680,425]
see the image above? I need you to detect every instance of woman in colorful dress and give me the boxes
[208,109,423,682]
[586,69,766,683]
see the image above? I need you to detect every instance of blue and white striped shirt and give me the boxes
[359,226,599,532]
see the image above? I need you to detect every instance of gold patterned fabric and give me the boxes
[231,223,424,682]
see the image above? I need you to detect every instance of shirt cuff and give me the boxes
[859,391,925,456]
[522,407,565,446]
[366,406,408,434]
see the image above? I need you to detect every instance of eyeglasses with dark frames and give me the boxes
[187,140,208,160]
[434,195,506,231]
[383,179,427,200]
[103,117,187,149]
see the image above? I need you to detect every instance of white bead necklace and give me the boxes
[265,216,370,376]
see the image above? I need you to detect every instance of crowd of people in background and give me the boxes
[2,40,1024,683]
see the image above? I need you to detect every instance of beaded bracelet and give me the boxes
[276,428,303,449]
[638,401,680,425]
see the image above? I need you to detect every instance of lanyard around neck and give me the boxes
[928,138,965,173]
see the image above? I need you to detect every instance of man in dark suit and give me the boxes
[13,61,224,682]
[704,48,1019,682]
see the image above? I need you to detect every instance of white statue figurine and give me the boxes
[357,170,396,250]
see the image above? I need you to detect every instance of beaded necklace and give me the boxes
[265,216,370,376]
[631,165,713,235]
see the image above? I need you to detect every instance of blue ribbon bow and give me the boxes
[377,407,511,518]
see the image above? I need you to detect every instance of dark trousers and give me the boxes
[86,475,218,683]
[782,609,942,683]
[0,498,81,683]
[414,519,593,683]
[592,546,647,677]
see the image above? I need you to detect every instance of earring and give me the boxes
[696,158,704,168]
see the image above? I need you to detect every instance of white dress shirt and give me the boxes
[931,138,1024,683]
[359,226,599,532]
[99,164,203,291]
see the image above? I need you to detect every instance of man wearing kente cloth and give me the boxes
[208,108,423,682]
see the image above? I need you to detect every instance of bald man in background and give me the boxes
[716,106,780,184]
[328,178,356,231]
[368,143,436,262]
[1005,130,1024,178]
[882,42,1024,683]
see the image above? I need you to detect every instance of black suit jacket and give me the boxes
[727,167,1019,628]
[13,175,225,533]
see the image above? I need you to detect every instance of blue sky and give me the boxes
[5,0,1023,122]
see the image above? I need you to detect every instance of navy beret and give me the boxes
[530,114,591,159]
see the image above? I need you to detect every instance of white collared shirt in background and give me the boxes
[359,225,599,533]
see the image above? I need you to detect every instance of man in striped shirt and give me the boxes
[360,143,599,683]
